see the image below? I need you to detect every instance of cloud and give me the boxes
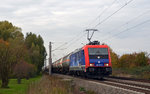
[13,7,38,17]
[0,0,150,60]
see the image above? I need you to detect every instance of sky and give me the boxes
[0,0,150,62]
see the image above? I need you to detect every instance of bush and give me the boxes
[13,61,36,84]
[115,52,149,69]
[112,65,150,79]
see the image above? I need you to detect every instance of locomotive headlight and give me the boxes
[104,63,109,66]
[90,64,94,67]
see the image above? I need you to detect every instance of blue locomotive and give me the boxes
[52,41,112,77]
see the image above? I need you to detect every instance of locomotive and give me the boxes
[52,41,112,78]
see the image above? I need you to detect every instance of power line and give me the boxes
[94,0,133,28]
[51,31,86,60]
[55,32,86,57]
[52,31,85,52]
[52,42,67,52]
[87,0,118,28]
[65,32,86,49]
[65,34,87,54]
[102,19,150,41]
[52,53,57,61]
[104,9,150,35]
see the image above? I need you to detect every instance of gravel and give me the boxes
[53,74,143,94]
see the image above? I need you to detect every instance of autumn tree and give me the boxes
[148,58,150,65]
[0,39,12,88]
[0,21,47,87]
[109,48,119,68]
[135,52,149,67]
[0,21,22,41]
[13,61,35,84]
[0,40,26,88]
[118,52,149,68]
[0,21,24,88]
[0,39,25,87]
[100,43,119,68]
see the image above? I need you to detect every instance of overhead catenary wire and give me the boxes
[64,32,86,50]
[52,42,67,52]
[87,0,118,28]
[52,32,86,60]
[52,31,84,52]
[102,19,150,41]
[104,9,150,35]
[94,0,133,28]
[52,53,58,62]
[51,31,86,61]
[64,33,87,55]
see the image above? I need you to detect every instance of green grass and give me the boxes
[79,87,96,94]
[0,76,41,94]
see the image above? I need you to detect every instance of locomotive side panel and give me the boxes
[69,50,85,73]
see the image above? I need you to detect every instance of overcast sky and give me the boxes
[0,0,150,61]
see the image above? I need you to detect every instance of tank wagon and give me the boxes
[52,41,112,78]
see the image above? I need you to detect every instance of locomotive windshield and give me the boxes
[88,48,108,55]
[88,48,108,59]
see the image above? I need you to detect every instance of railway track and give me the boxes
[102,77,150,94]
[53,74,150,94]
[106,76,150,83]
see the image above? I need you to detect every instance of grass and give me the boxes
[27,75,96,94]
[79,87,96,94]
[0,76,41,94]
[27,75,73,94]
[0,75,96,94]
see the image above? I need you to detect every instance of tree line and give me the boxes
[110,48,149,69]
[0,21,47,88]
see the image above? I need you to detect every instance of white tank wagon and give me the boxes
[52,54,71,74]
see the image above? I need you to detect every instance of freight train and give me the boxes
[51,41,112,78]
